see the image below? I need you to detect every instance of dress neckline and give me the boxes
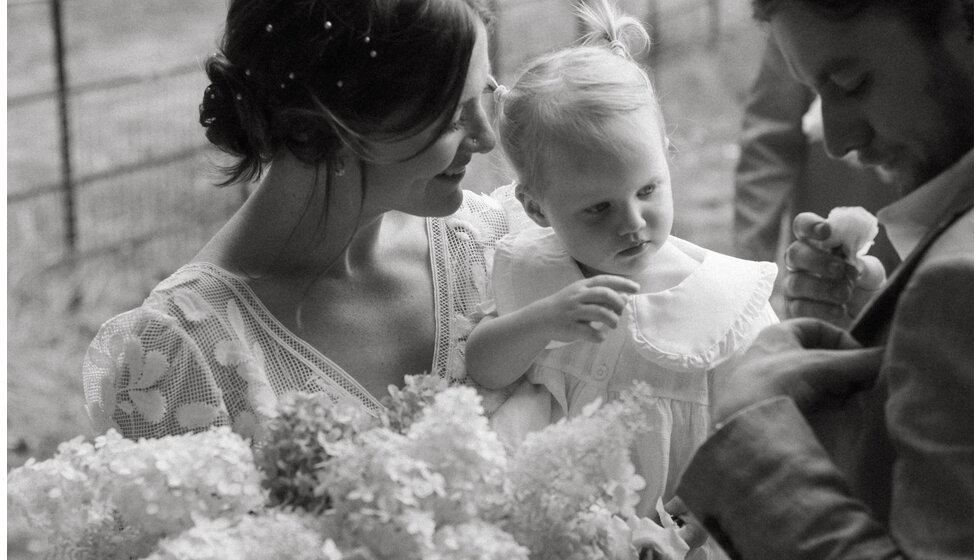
[179,216,443,411]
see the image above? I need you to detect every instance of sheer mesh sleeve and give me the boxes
[80,267,365,441]
[82,306,236,440]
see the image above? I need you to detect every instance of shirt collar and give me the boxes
[877,150,974,259]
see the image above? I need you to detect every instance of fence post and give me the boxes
[50,0,76,259]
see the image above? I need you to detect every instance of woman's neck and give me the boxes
[197,151,394,280]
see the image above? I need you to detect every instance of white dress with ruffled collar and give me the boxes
[488,226,779,516]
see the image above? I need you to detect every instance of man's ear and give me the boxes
[515,184,550,228]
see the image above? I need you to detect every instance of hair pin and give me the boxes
[265,23,274,32]
[324,20,332,30]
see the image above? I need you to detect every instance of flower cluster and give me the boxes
[8,427,264,559]
[503,382,656,558]
[10,376,682,560]
[256,392,380,513]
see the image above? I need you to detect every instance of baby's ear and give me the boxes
[516,184,549,228]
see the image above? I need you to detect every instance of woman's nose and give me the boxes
[467,103,496,154]
[821,97,871,159]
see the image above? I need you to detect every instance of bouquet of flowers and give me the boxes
[8,376,689,559]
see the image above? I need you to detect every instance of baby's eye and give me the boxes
[637,184,656,197]
[583,202,609,215]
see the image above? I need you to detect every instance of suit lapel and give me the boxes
[850,190,974,346]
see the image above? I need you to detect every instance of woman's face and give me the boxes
[361,19,495,218]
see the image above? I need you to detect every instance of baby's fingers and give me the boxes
[576,304,623,331]
[585,274,641,295]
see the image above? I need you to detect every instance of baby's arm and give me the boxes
[466,275,639,389]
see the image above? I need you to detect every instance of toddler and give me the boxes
[466,0,780,522]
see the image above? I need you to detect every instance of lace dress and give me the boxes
[81,190,512,440]
[485,227,780,517]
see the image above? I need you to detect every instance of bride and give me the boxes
[82,0,507,440]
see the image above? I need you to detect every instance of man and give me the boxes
[674,0,973,558]
[733,34,901,280]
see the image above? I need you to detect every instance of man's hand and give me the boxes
[711,318,883,426]
[784,213,885,326]
[533,275,639,343]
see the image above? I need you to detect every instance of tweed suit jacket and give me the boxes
[677,162,974,559]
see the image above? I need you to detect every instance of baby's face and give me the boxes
[532,114,673,278]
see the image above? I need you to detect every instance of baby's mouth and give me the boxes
[619,241,650,256]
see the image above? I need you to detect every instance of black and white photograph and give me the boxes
[7,0,973,558]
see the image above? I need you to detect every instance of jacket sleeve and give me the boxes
[733,35,813,262]
[676,257,974,559]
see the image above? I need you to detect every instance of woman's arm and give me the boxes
[466,275,639,389]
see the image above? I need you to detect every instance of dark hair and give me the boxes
[199,0,492,185]
[751,0,957,37]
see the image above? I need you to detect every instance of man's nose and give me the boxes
[821,96,872,160]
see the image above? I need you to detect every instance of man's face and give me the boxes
[771,2,973,194]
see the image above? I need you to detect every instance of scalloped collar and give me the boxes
[491,228,777,367]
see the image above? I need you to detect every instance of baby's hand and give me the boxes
[537,275,639,343]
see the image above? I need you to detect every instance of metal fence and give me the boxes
[7,0,747,298]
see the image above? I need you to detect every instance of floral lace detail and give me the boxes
[87,334,172,433]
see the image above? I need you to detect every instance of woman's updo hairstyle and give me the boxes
[496,0,664,193]
[200,0,492,185]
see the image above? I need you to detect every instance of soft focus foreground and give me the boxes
[9,377,678,559]
[8,0,766,556]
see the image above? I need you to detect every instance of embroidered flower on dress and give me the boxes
[88,334,171,426]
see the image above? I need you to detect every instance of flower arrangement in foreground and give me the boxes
[9,376,690,559]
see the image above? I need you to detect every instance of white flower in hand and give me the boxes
[814,206,886,290]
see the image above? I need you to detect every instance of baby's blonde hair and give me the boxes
[497,0,666,193]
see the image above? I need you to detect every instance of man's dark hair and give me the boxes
[750,0,969,39]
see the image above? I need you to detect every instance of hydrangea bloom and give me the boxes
[8,428,264,559]
[256,392,381,513]
[12,376,669,559]
[145,510,333,560]
[503,383,657,558]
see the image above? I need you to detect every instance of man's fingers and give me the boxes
[797,347,884,412]
[784,242,848,280]
[785,271,852,304]
[785,297,849,325]
[792,212,831,241]
[783,317,863,350]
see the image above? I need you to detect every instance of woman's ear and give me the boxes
[515,184,550,227]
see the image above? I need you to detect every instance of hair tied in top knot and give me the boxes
[488,75,509,105]
[608,39,628,58]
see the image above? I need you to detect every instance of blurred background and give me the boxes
[7,0,769,482]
